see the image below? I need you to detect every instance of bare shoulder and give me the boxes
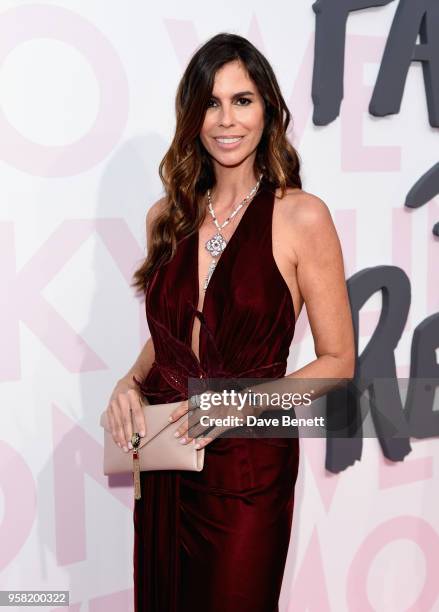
[146,195,168,225]
[146,196,168,244]
[273,187,337,266]
[274,187,332,228]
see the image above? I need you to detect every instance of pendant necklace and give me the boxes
[202,173,263,291]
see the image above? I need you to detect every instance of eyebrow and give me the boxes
[210,90,255,99]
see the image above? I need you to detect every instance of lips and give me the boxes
[213,136,244,149]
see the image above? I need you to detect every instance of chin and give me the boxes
[212,155,250,168]
[209,148,254,164]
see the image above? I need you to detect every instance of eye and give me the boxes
[236,97,252,106]
[206,97,252,108]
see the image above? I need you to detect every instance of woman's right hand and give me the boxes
[106,377,146,452]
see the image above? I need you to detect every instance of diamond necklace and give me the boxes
[202,173,263,291]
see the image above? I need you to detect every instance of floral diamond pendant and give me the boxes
[205,233,227,258]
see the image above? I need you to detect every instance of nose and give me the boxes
[219,103,235,126]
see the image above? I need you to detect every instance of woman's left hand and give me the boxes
[168,391,259,449]
[168,398,210,449]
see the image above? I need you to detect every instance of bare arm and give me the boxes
[106,196,167,450]
[119,337,155,389]
[117,196,167,388]
[287,192,355,380]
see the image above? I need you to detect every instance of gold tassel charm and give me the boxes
[133,450,141,500]
[131,433,141,500]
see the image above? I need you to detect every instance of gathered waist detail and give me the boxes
[133,358,287,403]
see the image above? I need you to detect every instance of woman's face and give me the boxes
[199,60,265,169]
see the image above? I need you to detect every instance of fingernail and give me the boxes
[123,446,129,452]
[117,442,121,448]
[195,443,201,449]
[174,431,180,438]
[168,415,174,422]
[140,431,145,437]
[128,442,133,450]
[179,437,187,444]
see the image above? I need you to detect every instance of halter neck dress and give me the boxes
[133,178,300,611]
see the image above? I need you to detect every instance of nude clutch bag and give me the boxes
[100,398,205,499]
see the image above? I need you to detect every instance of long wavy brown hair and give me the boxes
[131,32,302,296]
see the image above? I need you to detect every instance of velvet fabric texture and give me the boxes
[133,180,300,611]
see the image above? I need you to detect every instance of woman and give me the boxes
[105,33,355,611]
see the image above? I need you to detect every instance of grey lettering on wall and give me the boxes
[405,162,439,237]
[405,312,439,437]
[312,0,438,126]
[311,0,395,125]
[370,0,439,126]
[311,0,439,234]
[327,266,420,473]
[326,266,439,472]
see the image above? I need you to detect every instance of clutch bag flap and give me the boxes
[99,399,205,474]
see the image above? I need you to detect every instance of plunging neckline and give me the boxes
[190,183,265,365]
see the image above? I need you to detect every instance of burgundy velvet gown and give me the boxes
[133,179,300,612]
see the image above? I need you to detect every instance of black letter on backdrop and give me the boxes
[312,0,394,125]
[326,266,412,473]
[370,0,439,127]
[405,313,439,438]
